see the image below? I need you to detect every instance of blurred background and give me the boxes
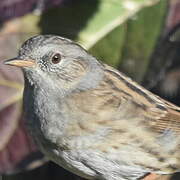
[0,0,180,179]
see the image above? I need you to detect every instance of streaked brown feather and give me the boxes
[65,63,180,174]
[103,64,180,134]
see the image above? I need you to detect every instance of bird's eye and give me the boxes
[51,53,61,64]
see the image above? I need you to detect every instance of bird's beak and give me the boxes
[4,58,36,67]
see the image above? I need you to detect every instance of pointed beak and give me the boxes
[4,58,36,67]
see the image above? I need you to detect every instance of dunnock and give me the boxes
[4,35,180,180]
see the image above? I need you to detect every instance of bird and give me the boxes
[4,35,180,180]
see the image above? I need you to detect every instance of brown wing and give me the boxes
[103,64,180,134]
[69,64,180,173]
[150,107,180,134]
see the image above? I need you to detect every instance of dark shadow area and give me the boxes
[47,162,84,180]
[16,152,46,172]
[3,162,84,180]
[0,0,67,24]
[39,0,100,40]
[170,172,180,180]
[143,24,180,106]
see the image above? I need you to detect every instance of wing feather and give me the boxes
[103,64,180,134]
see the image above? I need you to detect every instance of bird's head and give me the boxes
[4,35,103,93]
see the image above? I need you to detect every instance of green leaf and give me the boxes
[77,0,161,49]
[119,0,168,82]
[89,0,167,71]
[89,25,126,67]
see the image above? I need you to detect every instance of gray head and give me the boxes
[4,35,103,93]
